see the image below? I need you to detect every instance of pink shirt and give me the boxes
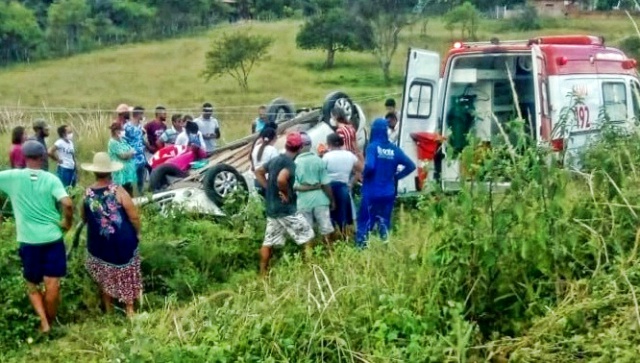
[9,144,25,169]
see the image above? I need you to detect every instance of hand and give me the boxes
[60,219,72,232]
[278,191,289,204]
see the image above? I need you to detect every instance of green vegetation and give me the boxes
[202,32,274,91]
[2,15,640,362]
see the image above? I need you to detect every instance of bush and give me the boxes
[514,5,542,31]
[618,36,640,63]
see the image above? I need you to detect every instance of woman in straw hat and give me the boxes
[80,152,142,317]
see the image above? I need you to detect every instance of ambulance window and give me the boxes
[407,82,433,118]
[602,82,627,122]
[631,81,640,120]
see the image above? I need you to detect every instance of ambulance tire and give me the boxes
[267,98,295,124]
[322,91,355,127]
[203,164,249,207]
[149,164,187,192]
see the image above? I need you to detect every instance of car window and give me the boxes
[630,80,640,123]
[602,82,628,122]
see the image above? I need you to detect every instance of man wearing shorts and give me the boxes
[294,132,335,248]
[254,132,315,276]
[0,140,74,333]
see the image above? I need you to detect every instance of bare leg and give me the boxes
[101,292,114,313]
[259,246,272,277]
[26,283,50,333]
[43,277,61,324]
[322,234,334,254]
[303,242,314,261]
[125,303,135,318]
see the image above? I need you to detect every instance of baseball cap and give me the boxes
[285,132,303,149]
[22,140,46,158]
[300,132,312,146]
[32,119,49,130]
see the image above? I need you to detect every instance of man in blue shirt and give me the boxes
[356,118,416,248]
[124,106,148,195]
[252,105,269,134]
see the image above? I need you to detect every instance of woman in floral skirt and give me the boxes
[80,152,142,317]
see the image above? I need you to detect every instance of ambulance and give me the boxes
[397,35,640,194]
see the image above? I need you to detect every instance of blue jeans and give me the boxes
[356,195,396,248]
[135,164,147,196]
[57,166,77,188]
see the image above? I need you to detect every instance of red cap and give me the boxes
[285,132,303,149]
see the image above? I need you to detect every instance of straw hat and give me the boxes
[116,103,132,113]
[81,152,123,173]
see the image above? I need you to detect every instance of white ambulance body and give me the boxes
[397,35,640,194]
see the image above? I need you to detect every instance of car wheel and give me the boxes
[322,91,355,128]
[149,164,187,192]
[203,163,249,207]
[267,98,295,124]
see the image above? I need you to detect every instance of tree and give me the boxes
[296,2,373,68]
[202,32,273,91]
[0,1,43,64]
[349,0,418,85]
[443,1,479,41]
[47,0,95,55]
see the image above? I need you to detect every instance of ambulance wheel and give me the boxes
[322,91,355,126]
[267,98,295,124]
[203,163,248,206]
[149,164,187,192]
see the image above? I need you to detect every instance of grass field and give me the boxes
[0,16,639,160]
[2,16,640,362]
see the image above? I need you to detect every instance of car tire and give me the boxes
[267,98,295,124]
[149,164,187,192]
[203,163,249,206]
[322,91,355,127]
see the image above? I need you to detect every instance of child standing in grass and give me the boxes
[49,124,78,188]
[254,132,315,276]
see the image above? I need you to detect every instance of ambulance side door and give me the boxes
[397,48,441,195]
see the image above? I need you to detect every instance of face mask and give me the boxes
[66,133,74,140]
[118,131,125,138]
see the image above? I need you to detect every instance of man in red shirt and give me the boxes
[144,106,168,154]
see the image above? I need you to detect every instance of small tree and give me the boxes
[202,32,273,92]
[443,2,480,41]
[296,7,373,68]
[349,0,416,85]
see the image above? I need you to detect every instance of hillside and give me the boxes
[2,16,640,362]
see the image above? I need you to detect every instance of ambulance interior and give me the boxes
[443,53,536,161]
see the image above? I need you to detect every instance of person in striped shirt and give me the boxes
[332,107,359,156]
[331,107,363,183]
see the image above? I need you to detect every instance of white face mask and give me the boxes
[66,133,74,140]
[118,131,125,138]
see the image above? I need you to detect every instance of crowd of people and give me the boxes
[251,98,416,275]
[1,97,414,333]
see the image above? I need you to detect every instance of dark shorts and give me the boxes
[18,239,67,284]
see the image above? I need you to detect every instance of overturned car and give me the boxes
[133,91,369,215]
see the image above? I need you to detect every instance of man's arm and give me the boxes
[59,196,73,231]
[395,148,417,180]
[255,165,268,190]
[277,168,291,202]
[48,144,60,164]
